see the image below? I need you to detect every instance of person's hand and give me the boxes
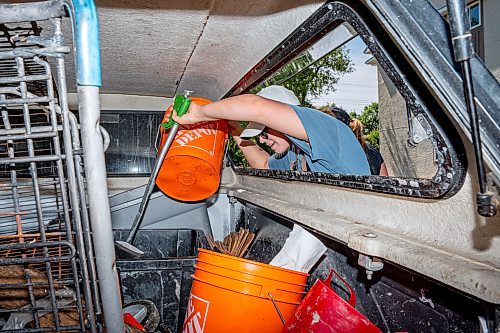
[163,106,173,122]
[227,121,243,137]
[172,101,213,125]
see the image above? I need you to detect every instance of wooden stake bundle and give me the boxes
[206,228,254,258]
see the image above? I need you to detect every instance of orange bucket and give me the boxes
[182,249,308,333]
[156,97,228,202]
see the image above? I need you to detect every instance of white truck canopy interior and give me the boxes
[75,0,324,100]
[0,0,499,332]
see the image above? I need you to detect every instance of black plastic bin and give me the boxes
[115,229,201,333]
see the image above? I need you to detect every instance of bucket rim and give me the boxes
[197,248,309,277]
[191,275,304,305]
[194,263,308,289]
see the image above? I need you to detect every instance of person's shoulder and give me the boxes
[291,105,325,113]
[365,143,383,161]
[365,143,381,154]
[289,105,314,113]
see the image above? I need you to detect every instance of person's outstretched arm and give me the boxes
[172,94,308,141]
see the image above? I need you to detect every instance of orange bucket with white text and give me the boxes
[155,97,228,202]
[182,249,308,333]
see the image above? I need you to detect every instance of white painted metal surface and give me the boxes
[222,154,500,303]
[90,0,321,99]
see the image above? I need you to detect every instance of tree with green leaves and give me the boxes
[228,135,249,167]
[358,102,379,133]
[357,102,380,149]
[262,47,353,106]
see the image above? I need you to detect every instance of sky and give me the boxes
[310,36,378,114]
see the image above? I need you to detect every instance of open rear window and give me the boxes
[226,2,466,199]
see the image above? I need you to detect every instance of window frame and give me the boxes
[224,1,467,199]
[467,1,481,30]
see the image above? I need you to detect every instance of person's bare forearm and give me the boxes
[229,121,269,168]
[172,94,308,141]
[200,95,265,122]
[172,95,263,123]
[232,135,270,169]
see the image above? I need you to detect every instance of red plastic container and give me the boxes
[282,269,382,333]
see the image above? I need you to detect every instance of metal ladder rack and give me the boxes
[0,1,123,332]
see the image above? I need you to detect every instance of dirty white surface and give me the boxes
[90,0,321,99]
[2,0,322,99]
[225,166,500,303]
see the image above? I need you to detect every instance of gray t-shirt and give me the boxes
[268,105,370,175]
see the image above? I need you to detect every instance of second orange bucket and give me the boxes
[182,249,309,333]
[156,97,228,202]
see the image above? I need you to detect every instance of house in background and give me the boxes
[430,0,500,78]
[371,0,499,178]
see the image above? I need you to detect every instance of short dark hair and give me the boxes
[319,106,351,126]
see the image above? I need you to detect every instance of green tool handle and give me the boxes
[163,95,192,129]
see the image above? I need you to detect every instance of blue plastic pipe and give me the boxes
[65,0,102,86]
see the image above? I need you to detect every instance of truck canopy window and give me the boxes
[226,3,467,199]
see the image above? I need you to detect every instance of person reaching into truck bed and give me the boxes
[172,85,370,175]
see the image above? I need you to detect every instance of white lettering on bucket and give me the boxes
[175,136,190,146]
[182,294,210,333]
[191,129,203,139]
[174,123,218,147]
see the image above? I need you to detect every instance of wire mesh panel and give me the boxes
[0,13,101,333]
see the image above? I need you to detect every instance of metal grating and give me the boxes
[0,16,101,333]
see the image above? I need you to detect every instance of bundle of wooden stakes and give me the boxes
[206,228,255,257]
